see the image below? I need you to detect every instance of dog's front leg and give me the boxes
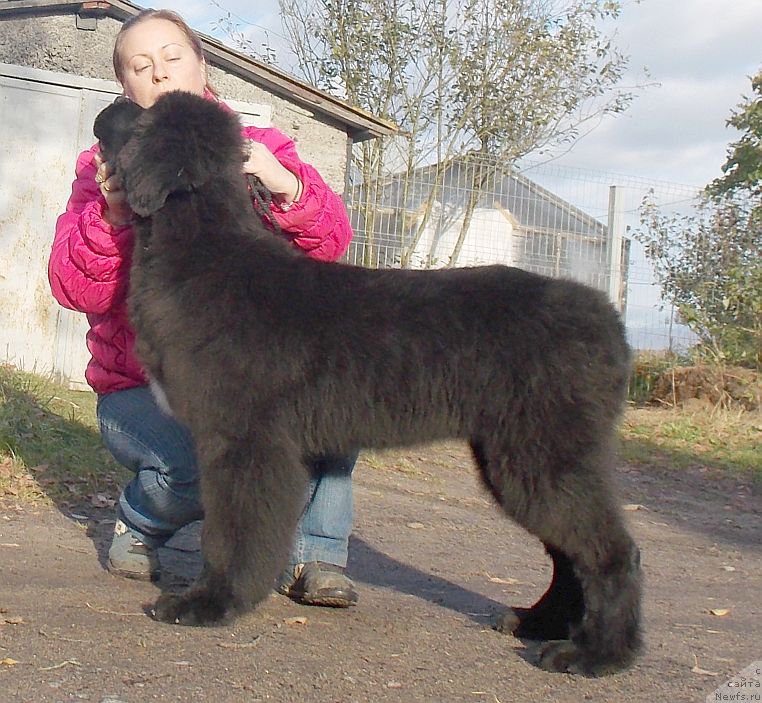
[153,563,237,626]
[152,430,309,626]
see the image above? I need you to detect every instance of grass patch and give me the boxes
[0,364,127,505]
[620,405,761,481]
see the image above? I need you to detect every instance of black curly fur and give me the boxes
[94,91,643,676]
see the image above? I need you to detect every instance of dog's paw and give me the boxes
[151,590,232,627]
[537,639,583,673]
[494,607,571,641]
[537,639,630,677]
[493,608,521,634]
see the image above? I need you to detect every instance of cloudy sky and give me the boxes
[546,0,762,187]
[146,0,762,188]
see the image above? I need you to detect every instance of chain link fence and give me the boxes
[343,152,701,353]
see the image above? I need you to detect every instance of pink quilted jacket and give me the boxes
[49,111,353,395]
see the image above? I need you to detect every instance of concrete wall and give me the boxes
[207,68,348,191]
[0,14,348,190]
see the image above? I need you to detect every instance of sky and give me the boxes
[146,0,762,188]
[546,0,762,187]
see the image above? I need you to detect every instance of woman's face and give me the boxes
[117,18,207,108]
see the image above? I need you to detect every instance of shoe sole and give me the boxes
[278,583,358,608]
[107,559,160,582]
[297,589,358,608]
[299,595,357,608]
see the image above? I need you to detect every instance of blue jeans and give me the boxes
[96,386,355,567]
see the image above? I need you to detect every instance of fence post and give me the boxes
[607,185,626,312]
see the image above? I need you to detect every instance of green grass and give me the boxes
[1,365,759,505]
[620,405,761,481]
[0,364,127,504]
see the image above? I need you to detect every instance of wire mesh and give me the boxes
[344,152,702,353]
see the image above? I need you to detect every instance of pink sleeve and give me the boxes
[48,146,135,314]
[243,126,354,263]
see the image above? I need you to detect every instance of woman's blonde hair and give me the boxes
[113,8,217,96]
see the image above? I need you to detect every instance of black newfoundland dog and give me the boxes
[93,91,642,676]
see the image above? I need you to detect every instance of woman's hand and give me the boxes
[93,152,134,226]
[243,140,302,205]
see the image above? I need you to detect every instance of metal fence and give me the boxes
[343,152,702,353]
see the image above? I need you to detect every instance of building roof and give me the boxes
[356,156,607,238]
[0,0,398,141]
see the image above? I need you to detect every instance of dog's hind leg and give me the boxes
[472,437,642,676]
[494,544,585,641]
[153,431,308,626]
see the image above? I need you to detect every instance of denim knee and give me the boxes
[97,386,203,540]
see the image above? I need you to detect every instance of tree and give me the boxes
[276,0,638,266]
[637,72,762,368]
[708,72,762,200]
[209,2,279,64]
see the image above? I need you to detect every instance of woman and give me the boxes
[49,9,358,608]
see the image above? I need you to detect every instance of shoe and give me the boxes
[276,562,358,608]
[107,519,160,581]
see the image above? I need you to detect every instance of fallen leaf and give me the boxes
[622,503,646,512]
[1,658,19,666]
[488,576,520,585]
[708,608,731,617]
[284,616,307,626]
[3,616,24,625]
[720,566,736,572]
[406,522,425,529]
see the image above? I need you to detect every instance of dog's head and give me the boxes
[93,91,246,217]
[93,96,145,165]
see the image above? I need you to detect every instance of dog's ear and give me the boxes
[114,91,244,217]
[93,97,145,164]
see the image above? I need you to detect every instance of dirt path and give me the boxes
[1,444,760,702]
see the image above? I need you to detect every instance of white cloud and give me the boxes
[551,0,762,185]
[616,0,762,79]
